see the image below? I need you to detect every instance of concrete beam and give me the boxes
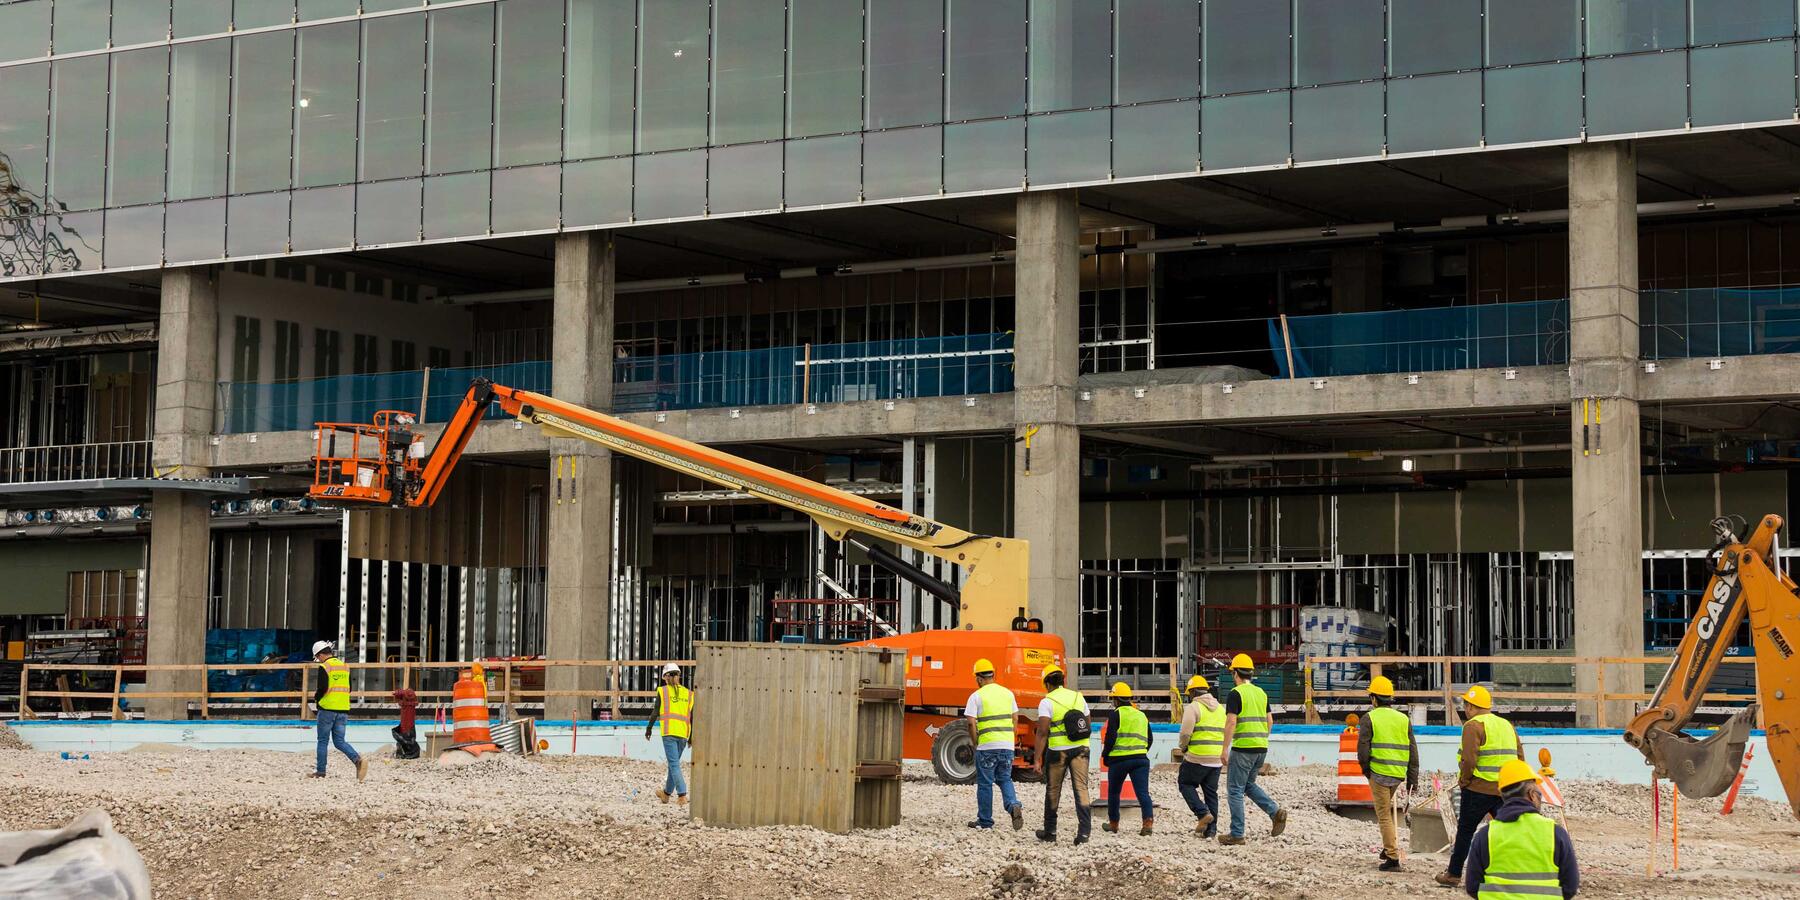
[1640,353,1800,404]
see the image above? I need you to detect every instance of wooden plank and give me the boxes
[110,666,124,721]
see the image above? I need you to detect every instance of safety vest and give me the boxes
[1108,704,1149,758]
[1230,681,1270,750]
[1044,686,1088,752]
[319,657,350,712]
[658,684,693,740]
[1186,701,1227,766]
[1366,705,1412,780]
[1476,813,1559,900]
[1458,713,1519,782]
[972,682,1018,747]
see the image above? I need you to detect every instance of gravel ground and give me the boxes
[2,734,1795,900]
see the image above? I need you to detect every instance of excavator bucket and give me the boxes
[1645,703,1757,798]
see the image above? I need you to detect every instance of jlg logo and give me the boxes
[1696,571,1736,640]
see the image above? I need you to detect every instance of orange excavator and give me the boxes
[309,379,1063,783]
[1624,514,1799,817]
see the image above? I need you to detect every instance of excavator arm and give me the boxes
[1624,514,1800,816]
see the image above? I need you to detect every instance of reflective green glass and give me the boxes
[1028,109,1108,185]
[1691,42,1795,127]
[234,0,296,28]
[492,163,560,232]
[427,5,495,174]
[1486,0,1578,65]
[944,118,1022,193]
[713,0,787,145]
[174,0,230,38]
[864,125,940,199]
[947,0,1026,119]
[1587,0,1686,55]
[1295,0,1383,86]
[1201,91,1287,169]
[0,64,49,202]
[363,0,420,11]
[424,171,489,240]
[299,0,360,20]
[568,0,637,159]
[0,0,49,63]
[169,40,231,200]
[361,14,426,180]
[291,184,354,250]
[1695,0,1793,44]
[53,0,112,53]
[45,211,100,272]
[297,22,359,187]
[1114,100,1195,177]
[639,0,710,152]
[867,0,942,129]
[790,0,864,136]
[634,150,706,220]
[104,205,165,268]
[1029,0,1112,111]
[784,135,861,207]
[1386,72,1480,153]
[232,31,296,194]
[1586,50,1687,136]
[1482,62,1580,144]
[1389,0,1479,75]
[1292,82,1381,162]
[1205,0,1289,94]
[49,57,108,211]
[563,156,633,226]
[108,48,170,207]
[496,0,564,166]
[1116,0,1198,103]
[709,142,783,213]
[357,178,422,245]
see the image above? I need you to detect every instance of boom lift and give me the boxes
[310,379,1062,782]
[1624,514,1799,817]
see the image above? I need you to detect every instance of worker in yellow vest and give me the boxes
[308,640,367,781]
[1031,663,1092,844]
[1357,676,1419,871]
[963,658,1023,830]
[1101,682,1155,834]
[1462,760,1580,898]
[645,662,695,805]
[1438,685,1525,888]
[1174,674,1224,836]
[1219,653,1285,844]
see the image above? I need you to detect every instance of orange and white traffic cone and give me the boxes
[441,664,501,764]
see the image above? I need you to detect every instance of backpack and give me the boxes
[1053,689,1091,741]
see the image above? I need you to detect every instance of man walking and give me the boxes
[1358,675,1419,870]
[964,658,1024,830]
[1174,674,1223,836]
[1437,685,1524,888]
[308,641,367,781]
[1219,653,1285,844]
[1101,682,1154,834]
[1463,760,1580,899]
[1031,663,1092,844]
[644,662,695,805]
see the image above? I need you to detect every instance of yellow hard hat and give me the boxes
[1110,681,1133,698]
[1497,759,1539,790]
[1186,674,1209,692]
[1460,685,1492,708]
[1368,675,1395,697]
[973,658,996,676]
[1229,653,1255,671]
[1042,663,1064,681]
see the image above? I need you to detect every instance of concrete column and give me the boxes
[1567,143,1644,727]
[146,267,219,720]
[545,232,614,720]
[1011,191,1082,648]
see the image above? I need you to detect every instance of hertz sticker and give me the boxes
[1023,649,1055,665]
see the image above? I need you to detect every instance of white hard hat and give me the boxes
[662,663,681,675]
[311,640,334,656]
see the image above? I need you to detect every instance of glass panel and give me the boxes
[364,0,421,11]
[1486,0,1578,66]
[362,14,426,180]
[1586,50,1687,136]
[0,0,50,62]
[1205,0,1289,94]
[45,210,100,273]
[3,217,44,276]
[1695,0,1793,44]
[713,0,786,145]
[174,0,231,38]
[356,178,422,245]
[427,5,495,174]
[299,0,360,21]
[496,0,565,167]
[790,0,865,137]
[638,0,710,152]
[0,64,49,203]
[1028,109,1108,185]
[164,197,225,262]
[1029,0,1111,111]
[1292,81,1381,162]
[1588,0,1686,55]
[635,149,706,220]
[1294,0,1383,86]
[296,23,358,187]
[1201,91,1287,169]
[114,3,170,46]
[1691,41,1795,127]
[1387,72,1480,153]
[291,184,354,250]
[235,0,295,29]
[563,156,632,226]
[867,0,943,129]
[947,0,1026,119]
[1483,62,1580,144]
[227,192,291,256]
[108,48,170,207]
[169,40,231,200]
[232,32,296,194]
[53,0,112,54]
[49,57,108,212]
[424,171,489,239]
[104,205,164,268]
[568,0,636,159]
[1390,0,1480,76]
[864,125,941,199]
[491,163,560,232]
[1114,99,1195,177]
[944,117,1023,193]
[784,134,860,206]
[1116,0,1197,103]
[709,142,782,213]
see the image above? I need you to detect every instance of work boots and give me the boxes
[1270,808,1288,837]
[656,789,671,804]
[356,758,369,783]
[1217,834,1246,846]
[1009,804,1024,830]
[1193,812,1215,834]
[1139,818,1154,836]
[1378,856,1402,872]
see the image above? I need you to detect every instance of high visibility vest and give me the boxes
[1476,813,1560,900]
[1044,686,1089,752]
[1366,705,1412,780]
[1186,701,1227,766]
[972,682,1018,748]
[1108,704,1150,759]
[1230,682,1270,750]
[1458,713,1519,782]
[319,657,351,712]
[658,684,693,740]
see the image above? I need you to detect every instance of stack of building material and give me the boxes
[1301,606,1391,692]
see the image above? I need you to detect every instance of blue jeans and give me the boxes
[973,748,1019,827]
[1106,755,1153,823]
[1225,748,1280,837]
[662,736,688,796]
[1179,761,1221,833]
[315,710,360,775]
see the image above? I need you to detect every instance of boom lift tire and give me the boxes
[931,725,978,785]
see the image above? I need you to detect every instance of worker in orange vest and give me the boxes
[645,663,695,804]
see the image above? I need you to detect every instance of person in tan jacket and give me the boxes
[1436,685,1525,888]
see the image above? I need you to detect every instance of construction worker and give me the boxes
[964,658,1024,830]
[1358,675,1419,870]
[308,641,367,782]
[1031,663,1091,844]
[1174,674,1223,836]
[1437,685,1525,888]
[644,663,694,805]
[1219,653,1285,844]
[1101,682,1154,834]
[1462,759,1580,899]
